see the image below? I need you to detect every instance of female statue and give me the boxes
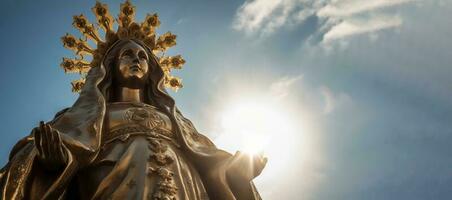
[0,1,266,200]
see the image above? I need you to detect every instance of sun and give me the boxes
[220,100,278,155]
[213,95,301,177]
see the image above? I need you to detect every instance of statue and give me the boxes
[0,1,266,199]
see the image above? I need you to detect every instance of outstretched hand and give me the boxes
[33,121,68,171]
[226,151,267,181]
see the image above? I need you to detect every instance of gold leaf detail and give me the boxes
[141,13,160,36]
[165,76,183,91]
[71,78,86,93]
[118,0,135,28]
[72,14,103,43]
[92,1,114,32]
[159,55,185,71]
[60,58,91,74]
[61,33,94,56]
[155,32,177,52]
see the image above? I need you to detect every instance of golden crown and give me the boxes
[60,0,185,92]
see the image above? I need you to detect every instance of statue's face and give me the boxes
[114,41,150,88]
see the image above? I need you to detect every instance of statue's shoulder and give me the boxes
[174,108,197,132]
[174,108,216,148]
[54,107,71,119]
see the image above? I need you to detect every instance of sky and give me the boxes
[0,0,451,199]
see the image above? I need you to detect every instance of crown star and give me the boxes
[60,0,184,93]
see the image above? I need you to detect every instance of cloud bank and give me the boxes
[233,0,413,44]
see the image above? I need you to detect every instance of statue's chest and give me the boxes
[104,103,173,142]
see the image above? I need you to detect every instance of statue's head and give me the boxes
[100,39,171,106]
[112,39,150,89]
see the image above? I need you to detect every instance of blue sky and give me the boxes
[1,0,451,199]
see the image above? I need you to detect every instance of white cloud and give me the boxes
[233,0,298,35]
[233,0,413,44]
[270,75,303,99]
[322,15,403,43]
[317,0,413,17]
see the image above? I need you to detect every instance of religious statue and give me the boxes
[0,1,266,199]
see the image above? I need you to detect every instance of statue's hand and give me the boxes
[226,151,267,182]
[33,121,68,171]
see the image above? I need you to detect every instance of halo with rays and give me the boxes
[60,0,185,93]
